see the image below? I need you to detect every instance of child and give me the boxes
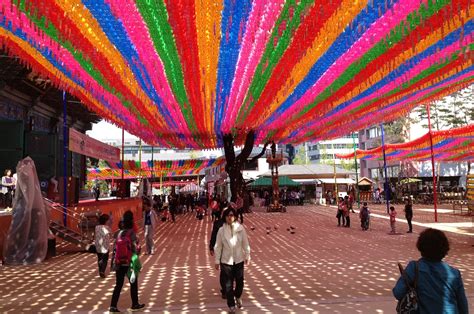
[210,198,219,222]
[195,205,205,220]
[161,207,170,222]
[336,197,345,226]
[95,214,112,278]
[343,196,350,227]
[359,202,370,231]
[389,206,397,234]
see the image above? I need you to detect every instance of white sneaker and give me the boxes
[228,306,236,313]
[235,298,242,309]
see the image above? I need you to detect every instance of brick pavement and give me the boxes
[0,204,472,313]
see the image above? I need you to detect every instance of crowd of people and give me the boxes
[83,182,470,314]
[92,194,250,313]
[331,193,416,235]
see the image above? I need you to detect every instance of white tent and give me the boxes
[179,183,203,193]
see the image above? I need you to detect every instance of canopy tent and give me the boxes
[337,124,474,162]
[151,181,197,187]
[250,176,299,187]
[0,1,472,148]
[179,183,203,193]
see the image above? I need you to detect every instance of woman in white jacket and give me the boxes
[214,207,250,313]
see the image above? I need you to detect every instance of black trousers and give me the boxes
[97,252,109,275]
[238,209,244,224]
[337,210,343,226]
[110,265,139,308]
[220,267,226,295]
[406,214,413,232]
[345,216,350,227]
[2,190,13,208]
[221,262,244,308]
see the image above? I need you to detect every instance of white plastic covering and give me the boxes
[3,157,49,265]
[138,178,152,198]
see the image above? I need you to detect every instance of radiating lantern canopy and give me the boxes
[0,0,472,148]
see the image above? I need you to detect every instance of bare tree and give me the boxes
[223,130,269,201]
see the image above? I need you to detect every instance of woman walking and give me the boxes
[214,208,251,313]
[109,211,145,313]
[95,214,112,278]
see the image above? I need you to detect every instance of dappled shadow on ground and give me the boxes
[0,205,472,313]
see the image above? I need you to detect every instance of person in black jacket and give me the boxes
[404,197,413,233]
[209,210,225,299]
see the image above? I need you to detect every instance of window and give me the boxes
[388,166,400,177]
[368,127,381,139]
[370,168,379,179]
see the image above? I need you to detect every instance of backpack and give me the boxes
[396,261,419,314]
[115,230,133,265]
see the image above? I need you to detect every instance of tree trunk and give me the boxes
[223,131,268,202]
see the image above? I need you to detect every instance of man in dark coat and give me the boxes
[209,210,225,299]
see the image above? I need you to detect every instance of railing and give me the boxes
[43,197,91,242]
[44,198,81,225]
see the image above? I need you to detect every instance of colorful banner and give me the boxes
[87,158,225,179]
[337,124,474,162]
[0,1,472,148]
[69,128,120,162]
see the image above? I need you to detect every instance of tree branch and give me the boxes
[248,141,270,165]
[223,133,235,167]
[236,130,255,164]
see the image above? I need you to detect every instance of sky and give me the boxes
[86,120,137,141]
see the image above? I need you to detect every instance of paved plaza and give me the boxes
[1,204,473,313]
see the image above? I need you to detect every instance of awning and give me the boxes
[293,179,319,184]
[399,178,422,184]
[318,178,356,184]
[250,176,300,187]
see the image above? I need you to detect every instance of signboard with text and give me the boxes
[69,128,120,162]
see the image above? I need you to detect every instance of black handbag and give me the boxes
[396,261,419,314]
